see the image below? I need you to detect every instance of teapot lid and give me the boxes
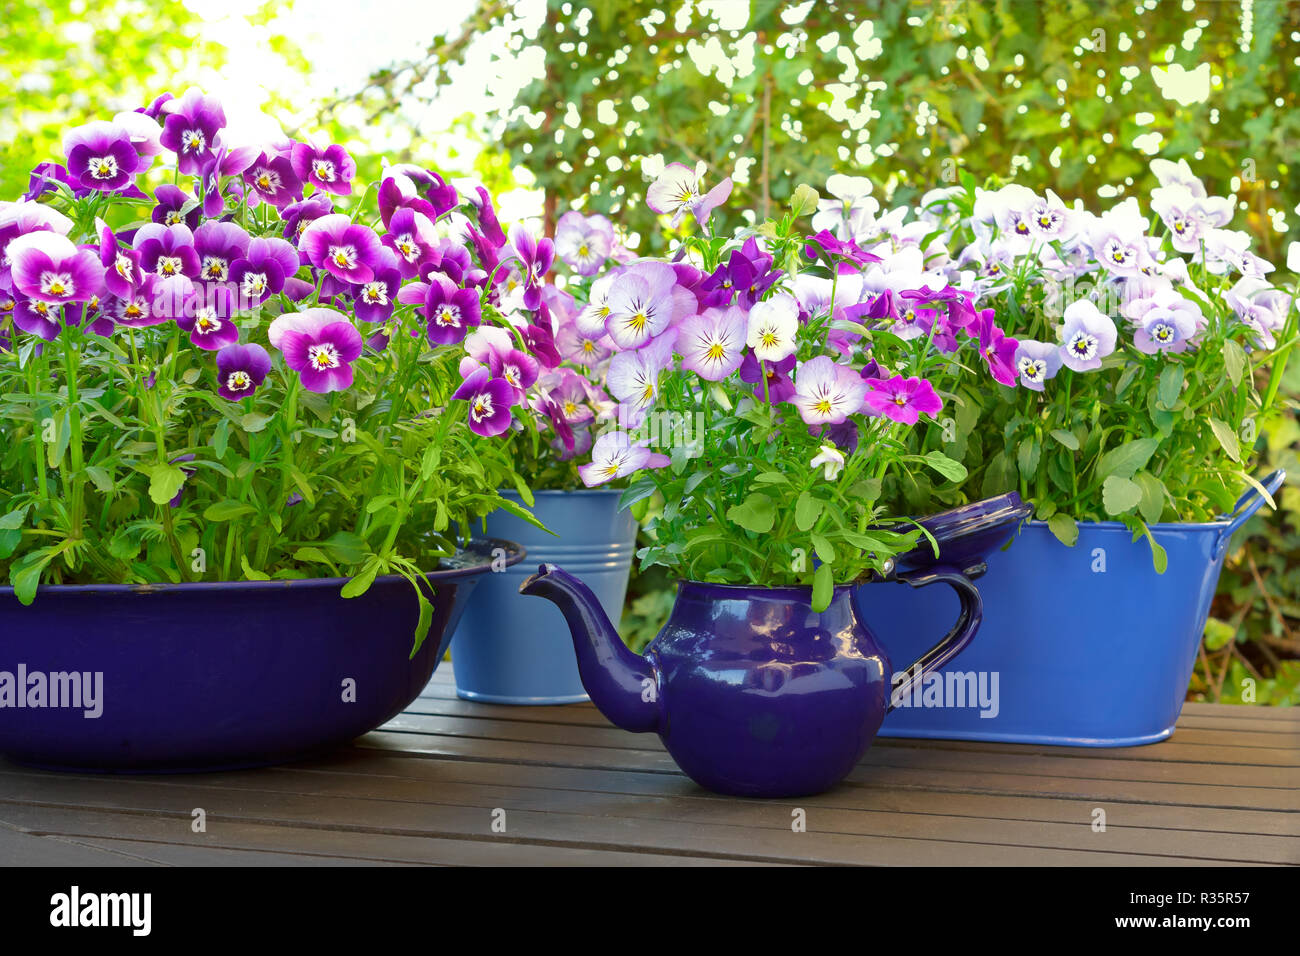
[893,491,1032,573]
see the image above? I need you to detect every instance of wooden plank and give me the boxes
[289,750,1300,837]
[14,764,1285,865]
[0,804,771,867]
[355,728,1300,809]
[384,710,1300,769]
[1181,701,1300,722]
[0,822,157,866]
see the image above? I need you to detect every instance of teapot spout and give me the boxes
[519,564,661,733]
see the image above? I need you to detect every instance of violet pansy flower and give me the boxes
[8,232,104,305]
[382,207,441,278]
[299,214,382,285]
[739,350,796,404]
[677,305,747,381]
[862,374,944,425]
[645,162,733,229]
[578,431,671,488]
[1012,340,1062,392]
[554,211,614,276]
[133,223,200,279]
[152,184,200,229]
[351,249,402,324]
[244,150,303,209]
[215,343,272,401]
[791,356,868,426]
[97,220,144,299]
[398,272,481,345]
[504,223,553,311]
[179,284,241,351]
[290,142,356,196]
[604,261,682,350]
[231,236,300,304]
[270,307,364,393]
[1058,300,1117,372]
[193,220,251,288]
[451,365,516,437]
[158,88,226,175]
[606,329,677,422]
[63,121,143,192]
[281,194,334,247]
[746,292,799,363]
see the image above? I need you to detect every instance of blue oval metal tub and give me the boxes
[448,488,638,704]
[0,539,523,772]
[856,471,1285,747]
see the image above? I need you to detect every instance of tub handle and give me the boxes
[1214,469,1287,559]
[886,565,983,713]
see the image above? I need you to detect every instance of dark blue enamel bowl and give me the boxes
[0,538,523,772]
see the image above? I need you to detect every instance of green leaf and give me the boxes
[1016,437,1041,482]
[1133,471,1167,525]
[618,477,659,511]
[10,551,54,605]
[1096,438,1158,481]
[1156,364,1184,409]
[789,183,820,218]
[726,492,776,534]
[203,500,256,522]
[1222,340,1247,388]
[340,559,380,598]
[147,463,187,506]
[1046,513,1078,547]
[1207,417,1241,462]
[409,589,434,658]
[0,506,29,531]
[1049,428,1079,451]
[1203,617,1236,651]
[810,533,836,563]
[84,466,114,494]
[241,412,273,433]
[753,471,790,485]
[1102,475,1142,516]
[292,547,332,565]
[795,491,823,532]
[921,451,968,482]
[213,418,230,459]
[321,531,367,565]
[811,562,833,613]
[239,554,271,581]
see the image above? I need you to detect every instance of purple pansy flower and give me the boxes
[791,356,868,426]
[452,365,516,437]
[290,142,356,196]
[244,150,303,208]
[97,220,143,299]
[578,431,671,487]
[972,312,1019,387]
[862,375,944,425]
[215,343,272,401]
[604,261,682,349]
[23,162,90,202]
[270,308,364,393]
[554,211,615,276]
[8,232,104,305]
[281,194,333,247]
[152,184,201,229]
[63,121,143,192]
[645,163,733,229]
[12,296,63,340]
[158,88,226,175]
[677,305,747,381]
[1013,340,1062,392]
[1058,300,1117,372]
[199,144,257,217]
[193,220,251,288]
[231,236,299,304]
[504,223,554,311]
[133,223,200,279]
[105,274,168,328]
[299,214,382,285]
[351,249,402,324]
[178,284,241,351]
[398,272,481,344]
[381,207,441,278]
[739,350,796,403]
[606,329,677,422]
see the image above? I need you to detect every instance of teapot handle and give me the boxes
[886,564,983,713]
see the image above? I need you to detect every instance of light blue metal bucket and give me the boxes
[856,470,1285,747]
[447,489,638,704]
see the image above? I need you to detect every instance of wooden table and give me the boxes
[2,666,1297,866]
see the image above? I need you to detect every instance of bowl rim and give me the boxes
[0,537,525,598]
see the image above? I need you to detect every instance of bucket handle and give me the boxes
[886,564,983,713]
[1214,469,1287,559]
